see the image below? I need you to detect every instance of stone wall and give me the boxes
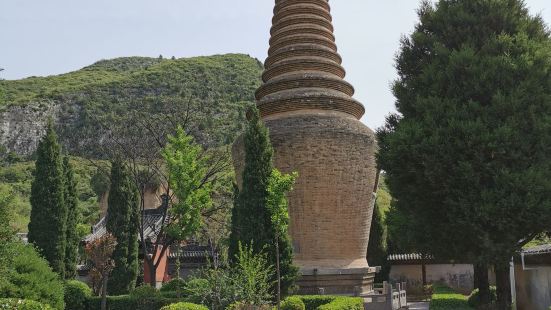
[515,265,551,310]
[389,264,475,294]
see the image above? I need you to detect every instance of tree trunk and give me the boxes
[474,263,491,307]
[101,273,108,310]
[495,261,512,310]
[276,234,281,310]
[147,258,157,288]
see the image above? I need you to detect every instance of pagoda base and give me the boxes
[296,267,377,296]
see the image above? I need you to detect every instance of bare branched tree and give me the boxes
[80,95,233,285]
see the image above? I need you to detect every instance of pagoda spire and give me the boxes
[256,0,365,119]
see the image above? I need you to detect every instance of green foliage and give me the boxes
[28,122,67,277]
[64,280,91,310]
[229,109,296,296]
[233,243,274,306]
[162,127,213,240]
[0,54,262,157]
[280,296,305,310]
[429,284,472,310]
[63,157,80,279]
[0,243,65,309]
[185,244,274,310]
[368,175,391,282]
[0,298,53,310]
[467,286,497,307]
[86,295,178,310]
[266,169,299,297]
[0,157,102,233]
[160,302,208,310]
[160,278,187,293]
[290,296,362,310]
[317,297,363,310]
[377,0,551,267]
[90,168,110,197]
[106,158,140,295]
[0,185,16,280]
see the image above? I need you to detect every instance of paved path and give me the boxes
[408,301,429,310]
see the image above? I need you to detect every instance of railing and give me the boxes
[364,281,408,310]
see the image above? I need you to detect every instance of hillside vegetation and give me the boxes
[0,53,263,232]
[0,54,263,157]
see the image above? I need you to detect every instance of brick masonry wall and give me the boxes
[233,111,378,270]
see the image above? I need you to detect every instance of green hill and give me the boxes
[0,54,263,157]
[0,53,263,232]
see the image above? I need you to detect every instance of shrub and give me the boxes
[86,295,179,310]
[280,296,305,310]
[0,298,53,309]
[467,286,497,307]
[160,278,186,293]
[294,296,336,310]
[317,297,363,310]
[130,285,160,299]
[0,244,64,309]
[64,280,91,310]
[430,284,471,310]
[160,302,208,310]
[225,302,271,310]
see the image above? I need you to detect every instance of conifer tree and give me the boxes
[106,158,139,295]
[28,122,67,277]
[378,1,551,308]
[229,109,298,296]
[63,157,80,279]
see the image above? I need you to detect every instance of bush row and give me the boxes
[429,284,472,310]
[282,296,363,310]
[0,298,53,310]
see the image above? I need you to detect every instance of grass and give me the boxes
[430,284,473,310]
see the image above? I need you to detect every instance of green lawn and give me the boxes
[429,284,472,310]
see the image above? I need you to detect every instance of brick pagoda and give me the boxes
[234,0,378,295]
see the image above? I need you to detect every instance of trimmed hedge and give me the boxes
[0,298,53,309]
[291,296,363,310]
[281,296,305,310]
[429,284,472,310]
[160,302,208,310]
[86,295,179,310]
[317,297,363,310]
[64,280,92,310]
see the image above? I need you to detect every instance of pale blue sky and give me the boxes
[1,0,549,128]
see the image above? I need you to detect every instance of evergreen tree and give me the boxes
[378,1,551,308]
[28,122,67,277]
[106,158,139,295]
[63,157,80,279]
[229,109,297,296]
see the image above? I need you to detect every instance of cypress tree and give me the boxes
[106,158,139,295]
[378,1,551,307]
[229,109,297,296]
[63,156,80,279]
[28,122,67,277]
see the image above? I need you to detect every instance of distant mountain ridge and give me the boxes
[0,54,263,157]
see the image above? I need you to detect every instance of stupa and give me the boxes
[234,0,378,295]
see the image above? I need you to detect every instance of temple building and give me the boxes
[234,0,378,295]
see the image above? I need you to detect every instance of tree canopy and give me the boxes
[378,0,551,307]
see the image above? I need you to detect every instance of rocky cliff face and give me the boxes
[0,102,60,156]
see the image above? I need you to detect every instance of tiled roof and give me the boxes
[522,244,551,256]
[83,208,167,244]
[387,253,433,261]
[168,244,216,259]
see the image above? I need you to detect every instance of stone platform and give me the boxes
[297,267,377,296]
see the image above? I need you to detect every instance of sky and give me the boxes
[1,0,550,129]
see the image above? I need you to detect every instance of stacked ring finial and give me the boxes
[256,0,365,119]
